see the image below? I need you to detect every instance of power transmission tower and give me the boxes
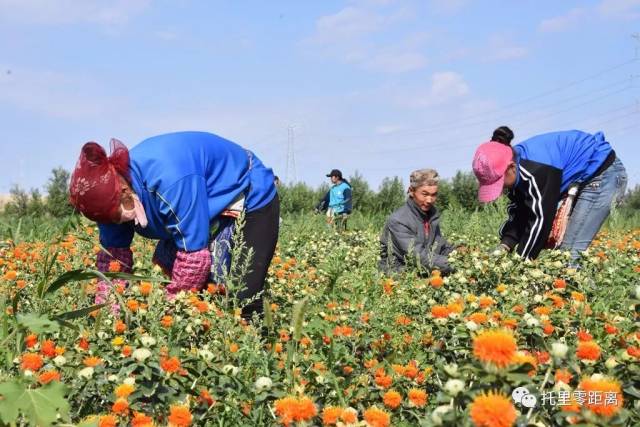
[285,125,297,184]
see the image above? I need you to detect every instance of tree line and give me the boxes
[3,167,640,219]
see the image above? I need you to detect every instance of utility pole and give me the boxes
[632,33,640,60]
[285,125,297,184]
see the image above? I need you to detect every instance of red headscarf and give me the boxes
[69,139,130,223]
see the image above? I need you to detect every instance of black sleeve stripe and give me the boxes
[519,165,544,259]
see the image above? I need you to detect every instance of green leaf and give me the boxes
[54,303,108,321]
[16,313,60,334]
[0,381,70,426]
[0,381,23,423]
[43,269,98,297]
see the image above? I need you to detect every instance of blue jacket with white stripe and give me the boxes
[500,130,613,259]
[98,131,277,252]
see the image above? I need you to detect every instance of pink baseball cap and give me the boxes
[472,141,513,203]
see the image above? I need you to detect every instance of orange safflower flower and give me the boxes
[40,339,56,357]
[16,279,26,289]
[161,315,173,328]
[83,356,102,367]
[542,321,555,336]
[195,300,209,313]
[115,383,135,398]
[122,345,132,357]
[576,341,601,361]
[322,406,342,425]
[340,408,357,424]
[274,396,317,426]
[470,390,517,427]
[99,415,117,427]
[396,315,412,326]
[473,329,518,368]
[38,370,61,384]
[533,306,552,316]
[168,404,192,427]
[78,337,90,351]
[131,412,154,427]
[111,397,129,415]
[363,406,390,427]
[114,320,127,334]
[555,369,573,385]
[576,330,593,341]
[553,278,566,289]
[408,389,427,408]
[229,343,239,353]
[404,362,419,379]
[479,296,494,308]
[3,270,17,281]
[374,370,393,389]
[604,323,618,335]
[25,333,38,349]
[21,353,43,371]
[429,275,444,288]
[108,260,121,272]
[382,390,402,409]
[198,389,215,407]
[502,318,518,329]
[468,312,488,324]
[578,377,623,417]
[512,304,524,314]
[161,356,181,373]
[571,291,585,302]
[139,282,153,296]
[343,365,353,375]
[127,299,139,312]
[431,305,450,319]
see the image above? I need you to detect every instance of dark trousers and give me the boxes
[237,194,280,319]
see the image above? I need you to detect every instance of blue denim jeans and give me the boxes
[559,157,627,259]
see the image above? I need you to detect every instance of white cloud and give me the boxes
[312,6,382,45]
[375,124,406,134]
[484,35,528,62]
[597,0,640,19]
[303,5,428,73]
[397,71,470,108]
[539,8,587,32]
[0,0,151,26]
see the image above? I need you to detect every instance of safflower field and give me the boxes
[0,212,639,427]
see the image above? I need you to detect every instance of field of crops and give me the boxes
[0,214,639,426]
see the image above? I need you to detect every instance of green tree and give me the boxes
[4,184,29,216]
[450,170,480,211]
[45,167,74,217]
[347,171,374,213]
[374,176,405,215]
[28,188,46,217]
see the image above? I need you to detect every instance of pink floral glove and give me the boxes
[96,247,133,314]
[165,248,211,298]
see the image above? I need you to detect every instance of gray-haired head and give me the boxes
[409,168,440,191]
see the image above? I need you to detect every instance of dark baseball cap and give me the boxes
[326,169,343,178]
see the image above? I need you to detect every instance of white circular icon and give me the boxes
[521,394,537,408]
[511,387,530,404]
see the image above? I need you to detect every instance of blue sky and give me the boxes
[1,0,639,194]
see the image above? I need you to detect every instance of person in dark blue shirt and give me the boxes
[473,126,627,260]
[69,131,279,319]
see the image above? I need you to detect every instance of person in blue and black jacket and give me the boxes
[316,169,352,230]
[69,131,279,319]
[472,126,627,261]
